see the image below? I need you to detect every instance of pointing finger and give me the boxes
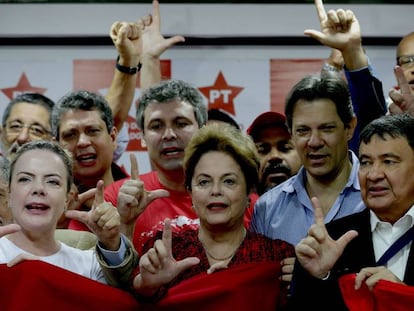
[93,180,105,209]
[130,153,140,180]
[162,218,172,256]
[65,209,90,225]
[152,0,160,28]
[314,0,327,24]
[395,66,411,95]
[0,224,21,238]
[75,187,96,207]
[311,197,325,227]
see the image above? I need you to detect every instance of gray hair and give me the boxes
[136,79,207,131]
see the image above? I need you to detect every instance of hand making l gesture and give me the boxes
[133,219,200,297]
[117,154,169,240]
[66,180,121,251]
[295,197,358,279]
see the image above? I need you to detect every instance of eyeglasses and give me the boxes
[397,55,414,69]
[5,121,51,138]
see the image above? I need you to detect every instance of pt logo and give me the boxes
[199,71,243,115]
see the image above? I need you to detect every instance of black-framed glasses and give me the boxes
[397,55,414,68]
[5,121,51,138]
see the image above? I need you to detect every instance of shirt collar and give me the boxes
[370,204,414,232]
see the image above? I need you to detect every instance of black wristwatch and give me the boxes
[116,56,142,74]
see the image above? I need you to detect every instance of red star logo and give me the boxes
[199,71,243,115]
[1,73,47,100]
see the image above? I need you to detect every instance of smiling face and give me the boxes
[359,135,414,223]
[9,149,69,233]
[190,151,248,230]
[291,99,355,181]
[142,100,199,175]
[58,109,116,187]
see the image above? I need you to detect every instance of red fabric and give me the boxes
[0,261,140,311]
[340,273,414,311]
[339,273,375,311]
[155,262,282,311]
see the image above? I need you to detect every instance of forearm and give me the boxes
[106,68,138,131]
[96,235,139,289]
[140,54,161,92]
[342,42,368,71]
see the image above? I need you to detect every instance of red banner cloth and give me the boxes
[0,261,140,311]
[155,261,282,311]
[340,273,414,311]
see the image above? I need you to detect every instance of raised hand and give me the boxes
[295,197,358,279]
[305,0,366,70]
[57,184,96,229]
[388,66,414,116]
[140,0,185,62]
[133,219,200,296]
[117,154,169,240]
[110,16,143,67]
[66,180,121,251]
[354,266,403,291]
[304,0,359,50]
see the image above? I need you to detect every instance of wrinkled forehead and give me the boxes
[7,102,51,125]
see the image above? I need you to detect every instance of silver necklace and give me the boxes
[199,229,246,261]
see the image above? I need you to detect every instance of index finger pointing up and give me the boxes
[151,0,161,28]
[162,218,172,255]
[93,180,105,209]
[395,66,411,95]
[129,153,140,180]
[311,196,325,227]
[314,0,327,23]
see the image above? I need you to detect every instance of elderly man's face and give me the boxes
[396,32,414,95]
[358,134,414,223]
[2,103,51,159]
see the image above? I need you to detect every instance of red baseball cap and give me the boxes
[247,111,288,139]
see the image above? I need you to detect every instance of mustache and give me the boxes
[262,163,292,180]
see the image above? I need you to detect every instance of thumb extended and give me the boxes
[176,257,200,274]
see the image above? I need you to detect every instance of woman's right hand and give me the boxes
[133,218,200,296]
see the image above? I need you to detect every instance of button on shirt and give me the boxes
[250,151,366,246]
[371,206,414,281]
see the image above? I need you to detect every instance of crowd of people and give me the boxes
[1,0,414,310]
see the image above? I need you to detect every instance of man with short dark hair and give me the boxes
[250,74,365,247]
[247,111,301,195]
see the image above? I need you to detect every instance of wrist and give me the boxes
[322,63,341,72]
[116,56,142,74]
